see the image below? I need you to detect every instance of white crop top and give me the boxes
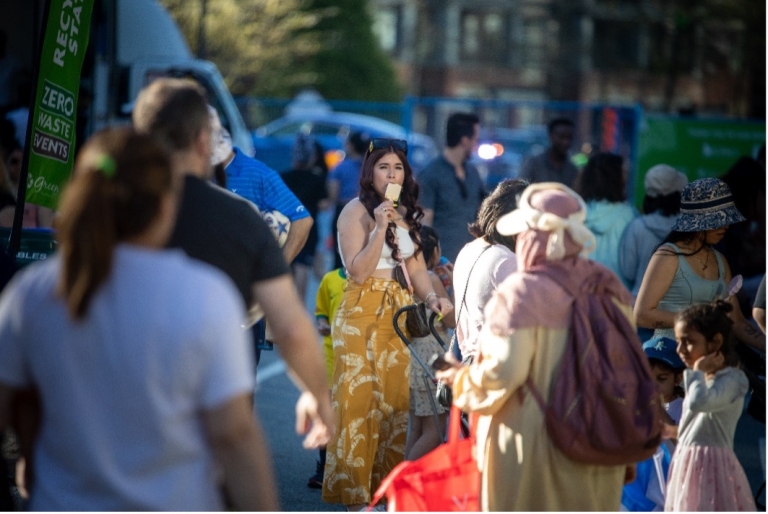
[377,225,415,269]
[337,225,415,270]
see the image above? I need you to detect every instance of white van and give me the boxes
[2,0,253,155]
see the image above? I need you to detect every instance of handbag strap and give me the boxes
[368,409,467,511]
[368,459,411,510]
[449,244,492,354]
[448,404,463,443]
[398,260,414,294]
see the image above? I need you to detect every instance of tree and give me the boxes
[550,0,764,117]
[656,0,765,117]
[295,0,403,101]
[158,0,325,97]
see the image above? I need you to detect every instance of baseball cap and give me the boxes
[642,336,684,370]
[644,164,688,198]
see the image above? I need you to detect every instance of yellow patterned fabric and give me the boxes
[322,277,412,506]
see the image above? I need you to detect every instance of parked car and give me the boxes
[251,109,437,173]
[470,126,549,189]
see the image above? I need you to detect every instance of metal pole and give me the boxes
[7,0,52,260]
[197,0,207,59]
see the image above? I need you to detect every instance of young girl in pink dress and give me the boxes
[666,300,756,511]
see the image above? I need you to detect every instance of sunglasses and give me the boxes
[368,138,408,155]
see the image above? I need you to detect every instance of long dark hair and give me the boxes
[56,128,174,320]
[654,230,707,256]
[676,300,739,367]
[575,152,626,202]
[358,146,424,259]
[419,226,440,268]
[468,178,528,249]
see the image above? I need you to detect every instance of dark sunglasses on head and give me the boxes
[368,138,408,156]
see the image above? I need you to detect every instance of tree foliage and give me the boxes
[648,0,764,116]
[158,0,402,102]
[158,0,325,97]
[294,0,403,101]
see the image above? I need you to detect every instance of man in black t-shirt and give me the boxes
[168,178,286,307]
[280,134,328,302]
[132,78,334,451]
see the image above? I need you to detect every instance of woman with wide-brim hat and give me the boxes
[635,177,766,352]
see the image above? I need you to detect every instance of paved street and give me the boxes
[255,350,344,512]
[257,351,766,511]
[733,397,766,508]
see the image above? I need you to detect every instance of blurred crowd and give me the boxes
[0,76,765,512]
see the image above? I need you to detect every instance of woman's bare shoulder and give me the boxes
[654,243,679,257]
[340,198,365,217]
[339,199,373,229]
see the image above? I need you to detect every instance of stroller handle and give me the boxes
[392,304,471,440]
[392,305,448,350]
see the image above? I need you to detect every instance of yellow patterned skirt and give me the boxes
[322,277,412,506]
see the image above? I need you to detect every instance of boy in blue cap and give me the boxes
[621,336,686,512]
[643,335,685,424]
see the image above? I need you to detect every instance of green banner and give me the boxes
[26,0,94,210]
[635,116,765,207]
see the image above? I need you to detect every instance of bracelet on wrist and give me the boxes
[424,292,439,304]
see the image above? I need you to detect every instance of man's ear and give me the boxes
[194,128,212,162]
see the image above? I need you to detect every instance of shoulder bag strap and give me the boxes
[449,244,493,354]
[398,260,414,294]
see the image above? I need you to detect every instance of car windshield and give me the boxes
[271,121,306,137]
[310,122,344,137]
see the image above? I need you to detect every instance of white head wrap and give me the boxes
[495,182,596,261]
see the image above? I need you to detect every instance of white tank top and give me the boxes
[376,225,415,269]
[338,225,415,269]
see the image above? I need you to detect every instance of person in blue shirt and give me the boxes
[210,110,313,264]
[209,110,315,363]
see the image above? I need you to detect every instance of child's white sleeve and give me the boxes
[684,368,748,414]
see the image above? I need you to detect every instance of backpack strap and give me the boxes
[520,265,580,414]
